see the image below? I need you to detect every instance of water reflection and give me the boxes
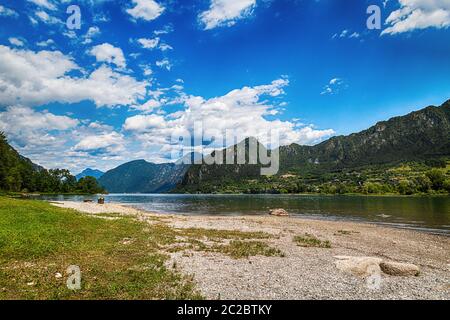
[34,194,450,235]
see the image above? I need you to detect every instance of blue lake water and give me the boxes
[34,194,450,235]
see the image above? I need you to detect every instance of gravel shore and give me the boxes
[51,201,450,300]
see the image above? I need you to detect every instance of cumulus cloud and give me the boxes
[124,79,335,159]
[0,104,129,172]
[126,0,165,21]
[137,37,160,49]
[130,99,162,113]
[383,0,450,35]
[199,0,256,30]
[135,37,172,51]
[0,106,78,148]
[0,45,147,108]
[89,43,126,69]
[73,132,125,155]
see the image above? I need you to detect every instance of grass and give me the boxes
[213,241,285,259]
[0,197,200,300]
[176,227,272,242]
[166,228,282,259]
[0,196,284,299]
[294,233,331,248]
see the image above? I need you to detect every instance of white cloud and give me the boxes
[321,78,346,95]
[89,43,126,69]
[8,37,25,47]
[199,0,257,30]
[0,45,147,108]
[130,99,162,113]
[124,114,166,131]
[156,58,172,70]
[35,10,62,24]
[137,37,160,49]
[73,132,125,155]
[36,39,55,47]
[82,26,101,44]
[383,0,450,35]
[332,29,360,39]
[143,66,153,76]
[0,106,78,148]
[0,105,128,172]
[154,25,173,35]
[124,79,335,157]
[159,43,173,51]
[0,5,18,17]
[136,37,172,51]
[126,0,165,21]
[27,0,56,11]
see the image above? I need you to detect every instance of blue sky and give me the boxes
[0,0,449,173]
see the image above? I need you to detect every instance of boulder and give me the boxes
[334,256,383,277]
[269,209,289,217]
[380,261,420,276]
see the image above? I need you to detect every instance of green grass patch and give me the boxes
[294,234,331,248]
[212,241,284,259]
[0,197,285,298]
[0,197,201,300]
[167,228,280,259]
[176,228,272,242]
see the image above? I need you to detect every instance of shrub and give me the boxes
[426,169,446,190]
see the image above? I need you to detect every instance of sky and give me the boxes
[0,0,449,174]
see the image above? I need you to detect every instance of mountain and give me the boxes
[98,160,189,193]
[76,168,104,180]
[177,100,450,192]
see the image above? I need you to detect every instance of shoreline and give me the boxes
[50,196,450,236]
[51,201,450,300]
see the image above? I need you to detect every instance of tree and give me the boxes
[397,180,415,195]
[415,175,432,193]
[443,179,450,193]
[77,176,105,194]
[426,169,445,190]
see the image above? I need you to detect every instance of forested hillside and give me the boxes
[176,100,450,195]
[0,133,104,194]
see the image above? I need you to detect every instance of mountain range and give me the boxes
[177,100,450,188]
[98,160,189,193]
[80,100,450,194]
[75,168,104,181]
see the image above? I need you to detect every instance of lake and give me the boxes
[33,194,450,235]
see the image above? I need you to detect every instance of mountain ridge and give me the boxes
[177,100,450,192]
[98,160,188,193]
[75,168,104,180]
